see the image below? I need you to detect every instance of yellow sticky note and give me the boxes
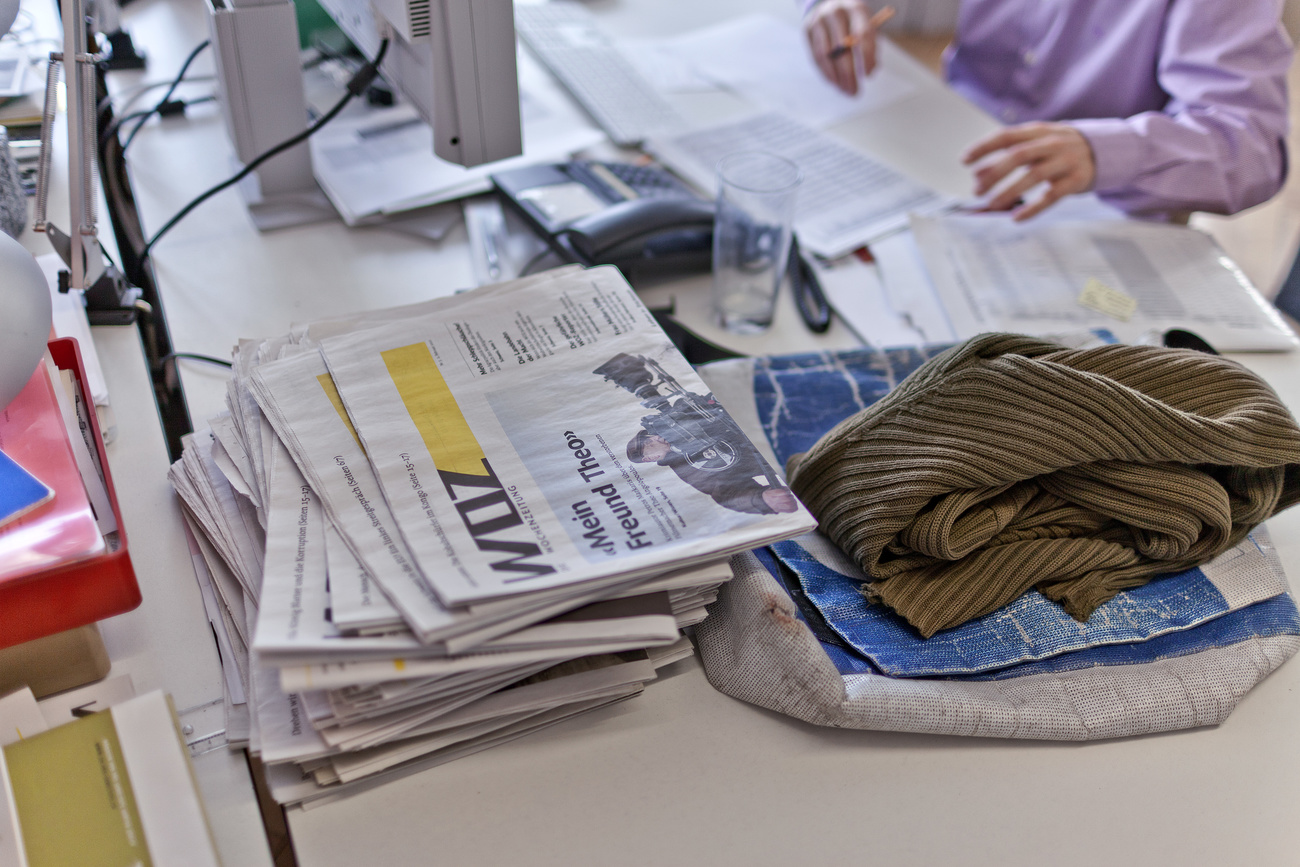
[1077,278,1138,321]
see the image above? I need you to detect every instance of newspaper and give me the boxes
[312,265,816,606]
[171,264,791,802]
[910,213,1300,352]
[249,348,458,643]
[169,430,265,598]
[263,654,654,801]
[250,436,681,669]
[323,524,405,634]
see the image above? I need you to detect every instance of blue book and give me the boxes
[0,447,54,529]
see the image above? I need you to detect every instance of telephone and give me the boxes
[491,160,714,281]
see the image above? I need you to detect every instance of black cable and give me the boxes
[120,39,210,151]
[139,38,390,262]
[519,246,560,277]
[95,54,193,461]
[519,225,582,277]
[98,239,118,269]
[101,96,216,149]
[97,75,216,116]
[163,95,216,114]
[161,351,233,368]
[99,108,151,147]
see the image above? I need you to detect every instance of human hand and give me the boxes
[962,122,1096,221]
[762,487,801,513]
[804,1,894,96]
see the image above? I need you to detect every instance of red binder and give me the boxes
[0,339,140,649]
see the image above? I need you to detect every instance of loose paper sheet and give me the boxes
[911,213,1300,351]
[659,14,917,128]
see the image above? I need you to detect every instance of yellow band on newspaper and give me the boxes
[316,373,364,452]
[382,342,486,475]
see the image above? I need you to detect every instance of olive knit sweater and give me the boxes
[785,334,1300,638]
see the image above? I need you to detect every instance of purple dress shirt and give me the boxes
[807,0,1292,216]
[945,0,1292,216]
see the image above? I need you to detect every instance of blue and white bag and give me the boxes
[695,347,1300,740]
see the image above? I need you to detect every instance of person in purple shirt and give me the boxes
[804,0,1292,221]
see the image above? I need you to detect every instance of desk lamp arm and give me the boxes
[33,4,103,289]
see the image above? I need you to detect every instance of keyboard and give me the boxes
[569,160,700,201]
[514,2,687,147]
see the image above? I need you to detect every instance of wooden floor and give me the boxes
[889,31,1300,299]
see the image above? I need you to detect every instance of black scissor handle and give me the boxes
[788,234,832,333]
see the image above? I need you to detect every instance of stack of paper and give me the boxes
[169,265,816,804]
[0,690,222,867]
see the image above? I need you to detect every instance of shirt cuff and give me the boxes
[1068,118,1144,195]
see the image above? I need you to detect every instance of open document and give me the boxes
[654,14,916,129]
[650,111,949,258]
[911,214,1300,352]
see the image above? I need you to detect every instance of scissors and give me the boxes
[787,233,832,333]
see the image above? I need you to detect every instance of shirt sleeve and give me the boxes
[1069,0,1292,217]
[708,478,776,514]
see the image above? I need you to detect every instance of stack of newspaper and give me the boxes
[169,265,816,805]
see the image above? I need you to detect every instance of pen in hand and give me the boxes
[828,6,896,60]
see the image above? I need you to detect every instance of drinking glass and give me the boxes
[711,151,801,334]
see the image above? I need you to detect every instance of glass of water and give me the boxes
[711,151,801,334]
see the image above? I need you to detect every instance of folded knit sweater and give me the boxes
[785,333,1300,638]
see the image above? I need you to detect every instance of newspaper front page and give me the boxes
[318,266,816,606]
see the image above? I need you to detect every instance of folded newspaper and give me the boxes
[169,266,814,804]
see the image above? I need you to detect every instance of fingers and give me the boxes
[1012,186,1068,221]
[999,161,1089,220]
[804,0,877,94]
[984,153,1086,214]
[828,4,864,93]
[964,123,1096,220]
[962,124,1051,165]
[972,138,1061,196]
[842,3,880,77]
[806,11,856,94]
[807,24,843,92]
[984,159,1055,211]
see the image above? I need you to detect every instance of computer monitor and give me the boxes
[315,0,523,168]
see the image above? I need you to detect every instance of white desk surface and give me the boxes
[94,327,275,867]
[15,2,272,859]
[96,0,1300,863]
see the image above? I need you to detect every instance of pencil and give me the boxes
[827,6,896,60]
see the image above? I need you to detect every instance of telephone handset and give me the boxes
[491,161,714,281]
[563,197,715,263]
